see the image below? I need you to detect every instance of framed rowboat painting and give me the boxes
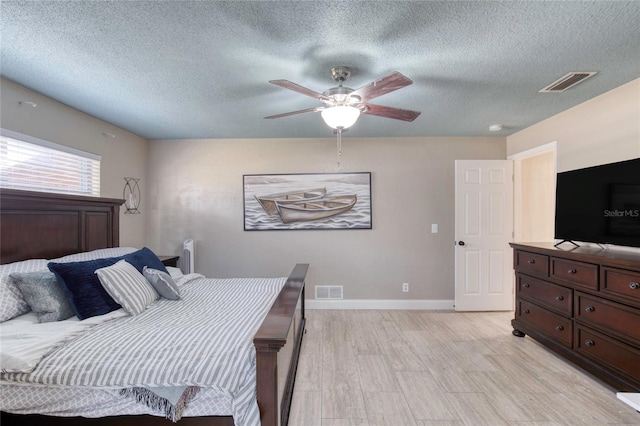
[243,172,372,231]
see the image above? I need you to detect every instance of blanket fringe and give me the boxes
[119,386,200,422]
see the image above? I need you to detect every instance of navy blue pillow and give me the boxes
[122,247,168,275]
[48,247,167,320]
[48,257,122,320]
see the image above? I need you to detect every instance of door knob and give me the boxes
[458,241,465,246]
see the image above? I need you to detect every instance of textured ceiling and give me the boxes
[1,1,639,140]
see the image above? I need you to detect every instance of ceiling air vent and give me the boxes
[539,72,597,93]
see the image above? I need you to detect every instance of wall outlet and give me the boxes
[402,282,409,292]
[431,224,438,233]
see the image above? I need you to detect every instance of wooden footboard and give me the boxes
[254,263,307,426]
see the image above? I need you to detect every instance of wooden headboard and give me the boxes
[0,189,124,264]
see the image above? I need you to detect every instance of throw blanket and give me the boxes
[120,386,200,422]
[1,277,287,426]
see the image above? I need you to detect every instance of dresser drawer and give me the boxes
[575,325,640,382]
[517,299,572,347]
[515,250,549,277]
[551,258,598,290]
[517,274,572,315]
[601,267,640,307]
[575,292,640,345]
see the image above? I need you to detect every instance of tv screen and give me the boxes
[555,158,640,248]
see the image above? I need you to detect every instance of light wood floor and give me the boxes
[288,310,640,426]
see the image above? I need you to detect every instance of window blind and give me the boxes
[0,130,100,196]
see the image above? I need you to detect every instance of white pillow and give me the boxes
[95,260,158,315]
[50,247,138,263]
[0,259,49,322]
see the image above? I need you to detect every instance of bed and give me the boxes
[0,188,307,426]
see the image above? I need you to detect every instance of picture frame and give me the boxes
[243,172,372,231]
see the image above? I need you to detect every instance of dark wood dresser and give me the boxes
[510,242,640,391]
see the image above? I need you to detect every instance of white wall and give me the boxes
[507,78,640,172]
[147,136,506,301]
[0,78,149,248]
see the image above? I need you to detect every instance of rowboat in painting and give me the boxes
[255,187,327,215]
[275,194,357,224]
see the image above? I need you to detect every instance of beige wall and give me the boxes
[508,78,639,250]
[507,78,640,172]
[0,78,149,248]
[5,72,636,299]
[147,136,506,301]
[515,151,556,242]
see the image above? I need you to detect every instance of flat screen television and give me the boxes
[554,157,640,248]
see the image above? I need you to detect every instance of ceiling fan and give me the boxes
[264,66,421,131]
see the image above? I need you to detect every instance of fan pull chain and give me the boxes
[336,128,343,168]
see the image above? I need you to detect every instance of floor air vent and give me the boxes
[539,72,597,92]
[315,285,343,300]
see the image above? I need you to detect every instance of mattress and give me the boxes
[1,275,286,425]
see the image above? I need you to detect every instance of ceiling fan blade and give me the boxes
[362,103,421,122]
[264,107,321,119]
[351,72,414,102]
[269,80,331,102]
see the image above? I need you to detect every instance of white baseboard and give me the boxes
[305,299,455,310]
[617,392,640,411]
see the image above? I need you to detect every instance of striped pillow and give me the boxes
[95,260,158,315]
[143,267,181,300]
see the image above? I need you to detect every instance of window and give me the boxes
[0,129,100,196]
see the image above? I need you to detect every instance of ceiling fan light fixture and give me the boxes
[321,105,360,129]
[347,94,361,104]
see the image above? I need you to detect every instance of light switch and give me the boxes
[431,224,438,233]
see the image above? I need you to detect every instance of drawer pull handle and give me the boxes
[527,259,535,264]
[585,306,595,313]
[523,309,530,314]
[585,340,595,347]
[555,295,564,301]
[523,283,530,288]
[567,268,577,274]
[555,325,564,331]
[630,282,640,290]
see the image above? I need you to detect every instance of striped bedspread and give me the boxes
[1,276,287,426]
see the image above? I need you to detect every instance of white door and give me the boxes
[455,160,514,311]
